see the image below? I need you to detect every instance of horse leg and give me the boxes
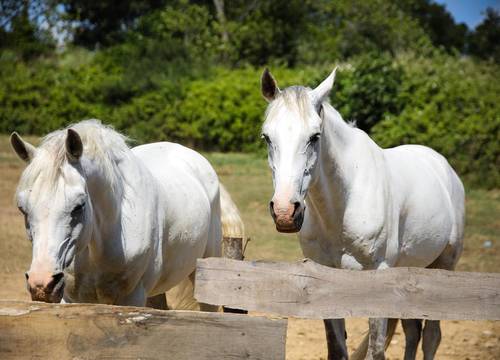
[323,319,348,360]
[146,293,168,310]
[419,245,455,360]
[422,320,441,360]
[402,319,422,360]
[366,318,387,360]
[116,284,147,306]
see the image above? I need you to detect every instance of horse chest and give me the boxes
[300,211,389,270]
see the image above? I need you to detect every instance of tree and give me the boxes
[59,0,168,47]
[468,8,500,63]
[0,0,55,59]
[398,0,468,52]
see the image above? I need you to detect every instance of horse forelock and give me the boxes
[264,86,315,125]
[16,119,130,197]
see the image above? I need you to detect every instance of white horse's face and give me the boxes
[261,68,336,233]
[11,130,90,302]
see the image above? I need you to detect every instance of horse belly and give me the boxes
[396,197,454,268]
[386,145,463,268]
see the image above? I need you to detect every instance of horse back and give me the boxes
[132,142,219,203]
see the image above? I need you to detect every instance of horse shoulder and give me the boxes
[342,136,390,243]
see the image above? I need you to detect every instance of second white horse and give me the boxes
[260,68,465,360]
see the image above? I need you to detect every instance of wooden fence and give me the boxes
[1,257,499,359]
[195,258,500,320]
[0,300,286,359]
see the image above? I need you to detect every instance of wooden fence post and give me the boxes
[222,237,248,314]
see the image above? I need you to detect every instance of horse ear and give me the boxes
[261,68,280,102]
[311,67,337,105]
[10,132,36,163]
[66,129,83,160]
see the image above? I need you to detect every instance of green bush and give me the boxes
[1,49,498,188]
[333,53,403,132]
[372,52,500,188]
[0,53,117,134]
[173,66,328,151]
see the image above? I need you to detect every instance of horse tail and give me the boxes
[165,274,199,311]
[165,184,245,312]
[350,319,398,360]
[219,183,245,240]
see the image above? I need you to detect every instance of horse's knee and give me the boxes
[422,320,441,360]
[402,319,422,360]
[367,318,387,360]
[402,319,422,345]
[324,319,348,360]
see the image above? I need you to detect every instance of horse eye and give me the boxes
[72,203,85,215]
[261,134,271,145]
[309,133,321,143]
[18,206,27,216]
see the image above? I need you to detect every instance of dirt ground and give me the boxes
[0,139,499,359]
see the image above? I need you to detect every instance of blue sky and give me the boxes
[434,0,500,29]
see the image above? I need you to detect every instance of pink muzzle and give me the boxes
[269,199,304,233]
[26,270,65,303]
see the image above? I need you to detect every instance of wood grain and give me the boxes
[0,300,287,359]
[195,258,500,320]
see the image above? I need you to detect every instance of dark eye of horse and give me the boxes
[18,206,26,216]
[72,203,85,216]
[309,133,321,144]
[261,134,271,145]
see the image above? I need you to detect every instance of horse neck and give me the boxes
[85,153,159,260]
[308,104,383,212]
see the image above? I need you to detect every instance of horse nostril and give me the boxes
[269,201,275,216]
[46,271,64,291]
[25,272,29,281]
[292,201,301,217]
[52,271,64,283]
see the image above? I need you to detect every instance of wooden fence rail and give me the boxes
[195,258,500,320]
[0,301,287,360]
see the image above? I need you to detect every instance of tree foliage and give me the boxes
[0,0,499,187]
[468,8,500,63]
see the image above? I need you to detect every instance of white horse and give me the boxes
[11,120,243,309]
[260,68,465,360]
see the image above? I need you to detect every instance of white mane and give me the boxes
[17,119,130,195]
[264,86,316,125]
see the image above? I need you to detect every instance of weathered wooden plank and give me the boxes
[0,300,287,359]
[195,258,500,320]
